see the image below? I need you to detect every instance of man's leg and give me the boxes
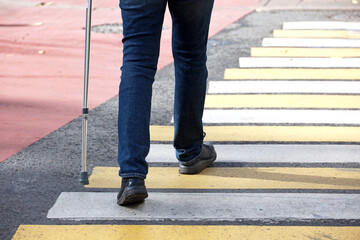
[168,0,216,172]
[117,0,167,205]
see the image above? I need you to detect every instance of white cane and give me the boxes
[79,0,92,185]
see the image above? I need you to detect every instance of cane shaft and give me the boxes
[80,0,92,185]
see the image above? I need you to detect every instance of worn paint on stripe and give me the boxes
[204,95,360,109]
[224,68,360,80]
[147,144,360,163]
[262,38,360,48]
[239,57,360,68]
[86,167,360,189]
[47,192,360,220]
[273,30,360,39]
[283,21,360,31]
[202,109,360,125]
[12,225,360,240]
[251,47,360,57]
[208,81,360,94]
[150,125,360,142]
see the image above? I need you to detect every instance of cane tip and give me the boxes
[79,171,89,185]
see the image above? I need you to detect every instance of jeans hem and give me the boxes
[120,173,146,179]
[178,147,203,165]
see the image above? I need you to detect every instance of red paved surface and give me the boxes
[0,0,259,162]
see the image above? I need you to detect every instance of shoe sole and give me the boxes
[117,187,148,206]
[179,151,217,174]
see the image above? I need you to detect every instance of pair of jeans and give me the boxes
[118,0,214,179]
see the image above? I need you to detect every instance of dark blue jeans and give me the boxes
[118,0,214,179]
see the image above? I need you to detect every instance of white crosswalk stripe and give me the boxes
[48,192,360,221]
[262,38,360,47]
[146,144,360,163]
[283,21,360,30]
[208,81,360,94]
[239,57,360,68]
[202,109,360,124]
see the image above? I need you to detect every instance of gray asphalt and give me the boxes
[1,10,359,240]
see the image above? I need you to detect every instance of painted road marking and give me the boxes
[283,21,360,30]
[262,38,360,48]
[273,29,360,39]
[86,167,360,189]
[12,225,360,240]
[202,109,360,125]
[208,81,360,94]
[150,125,360,142]
[13,20,360,240]
[147,144,360,163]
[251,47,360,57]
[239,57,360,68]
[224,68,360,80]
[204,95,360,109]
[47,192,360,220]
[173,109,360,125]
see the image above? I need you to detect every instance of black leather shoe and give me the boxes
[117,178,148,206]
[179,142,217,174]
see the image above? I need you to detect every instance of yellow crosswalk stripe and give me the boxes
[224,68,360,80]
[273,30,360,39]
[251,47,360,57]
[205,94,360,109]
[12,225,360,240]
[86,167,360,189]
[149,125,360,142]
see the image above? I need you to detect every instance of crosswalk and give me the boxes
[12,21,360,239]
